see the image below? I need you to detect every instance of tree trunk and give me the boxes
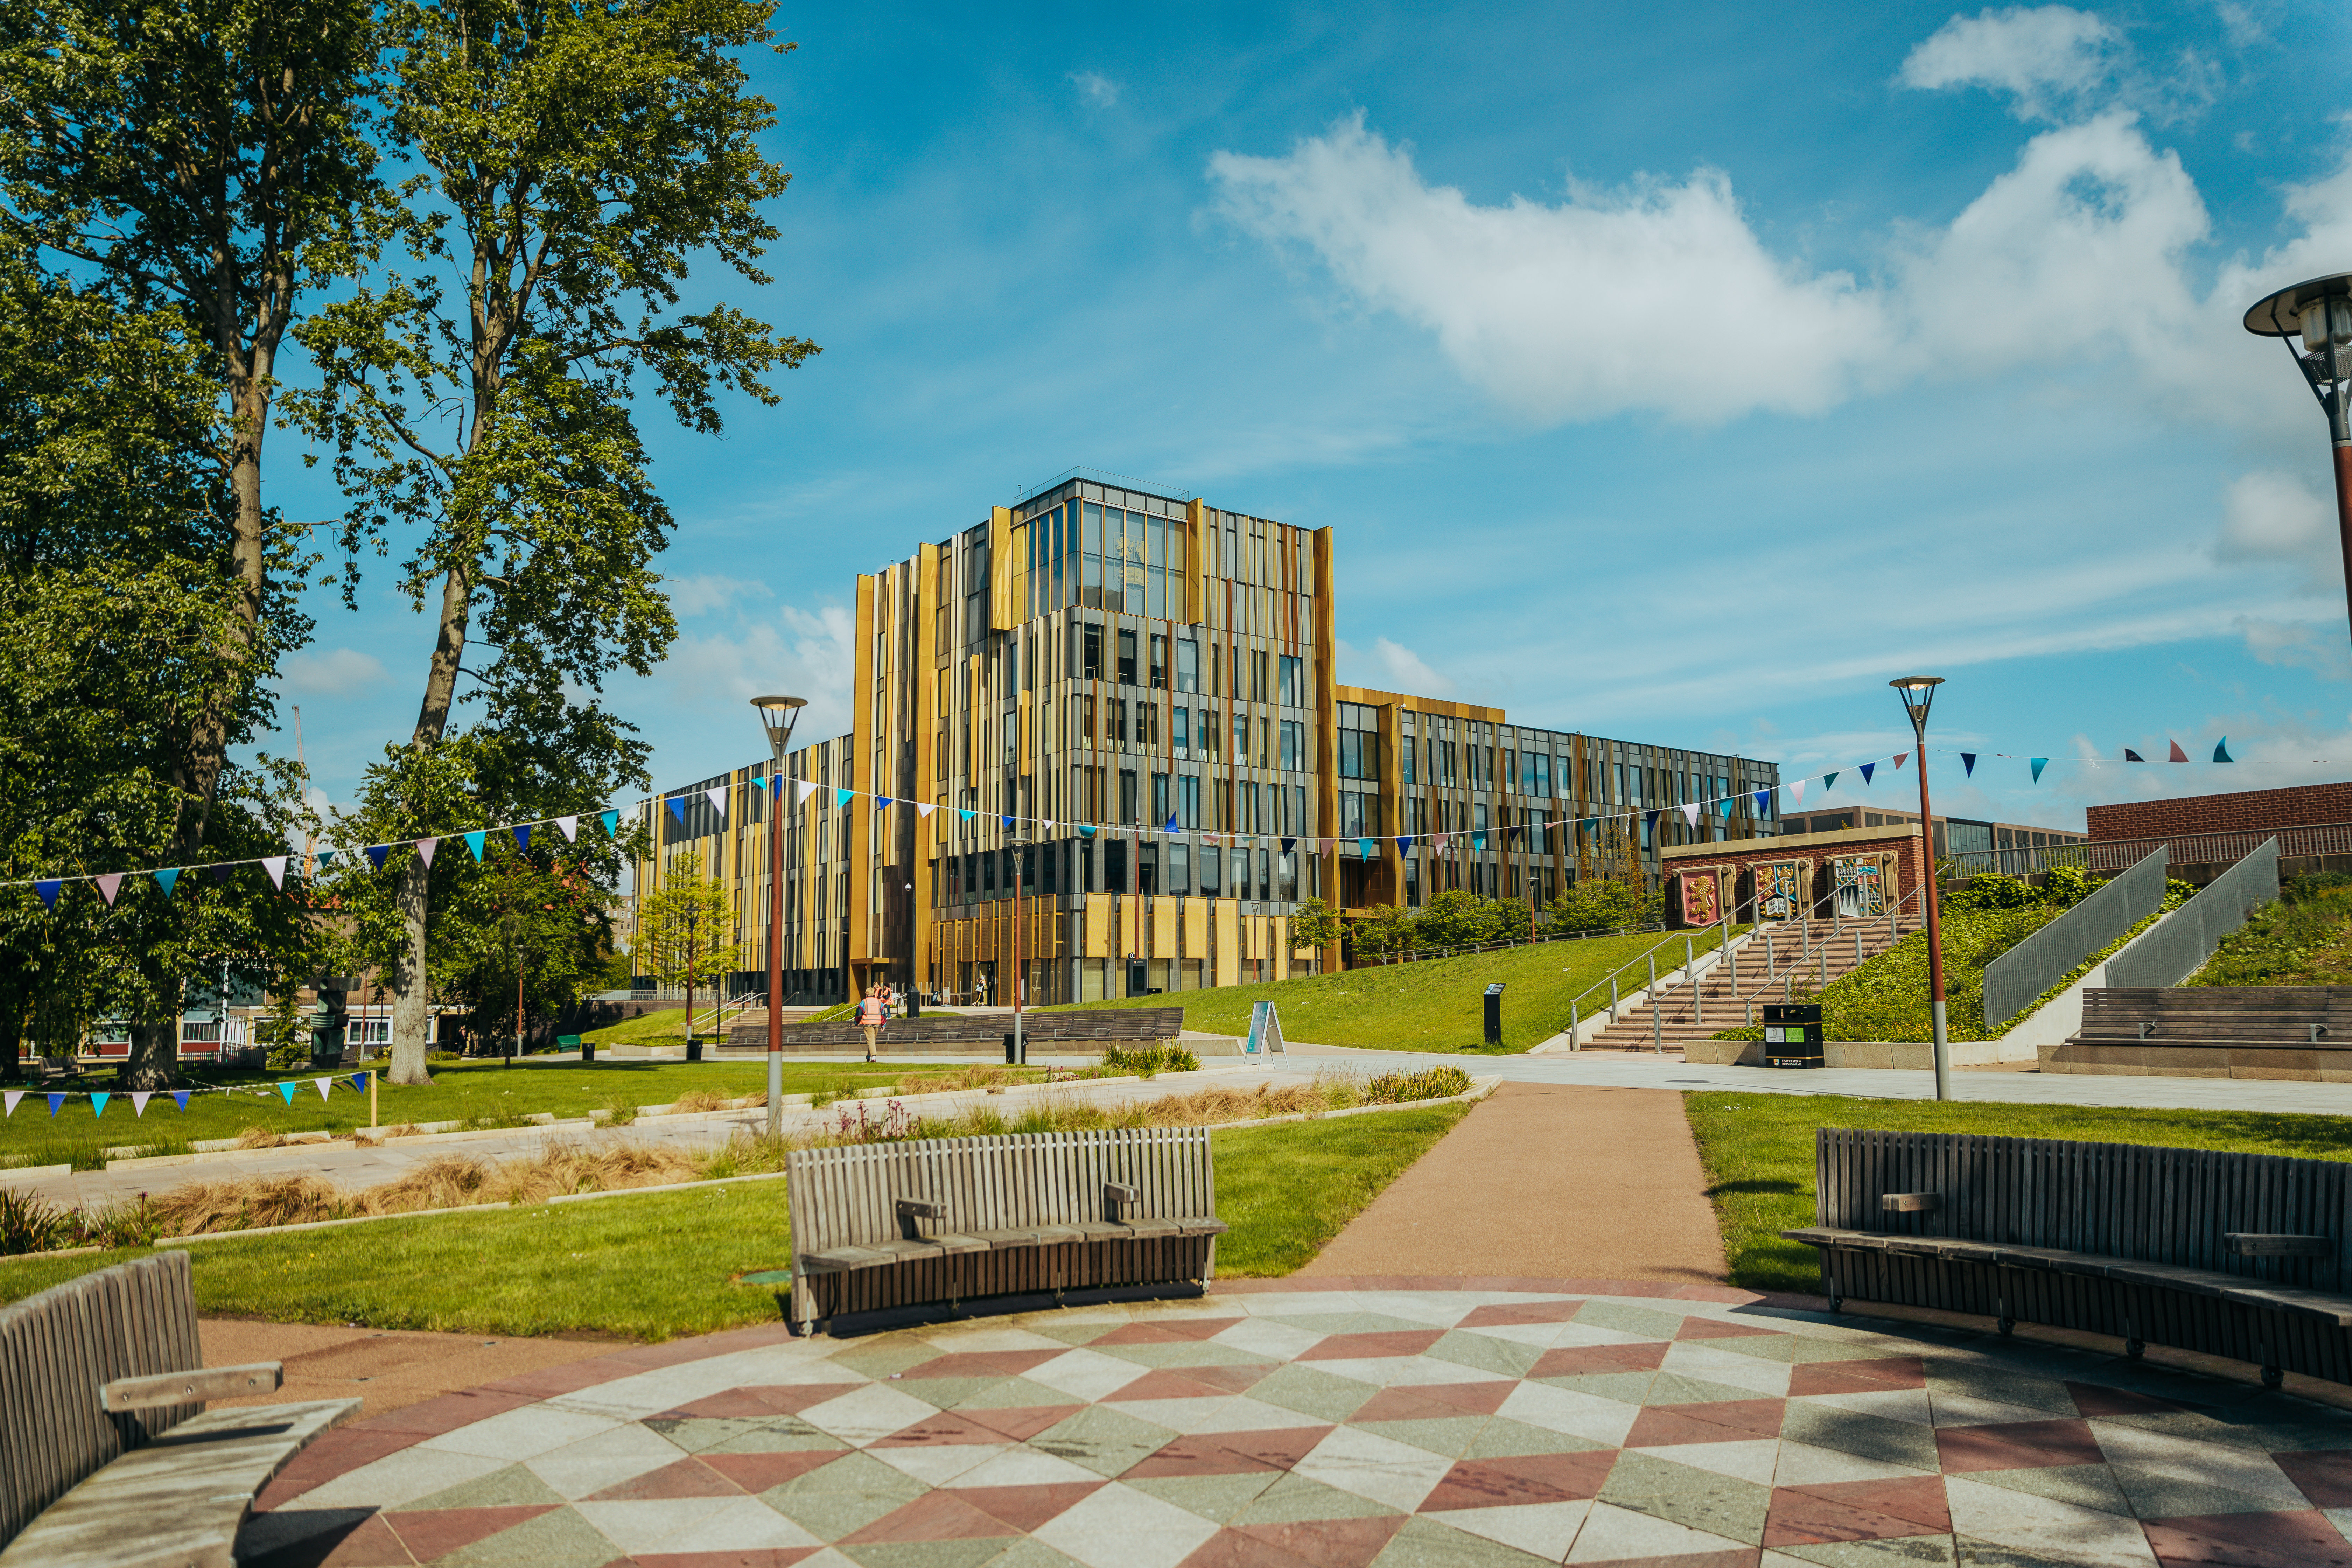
[123,959,185,1092]
[386,853,434,1083]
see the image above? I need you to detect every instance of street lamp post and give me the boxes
[1890,677,1950,1102]
[751,695,808,1139]
[2245,275,2352,644]
[1009,836,1031,1065]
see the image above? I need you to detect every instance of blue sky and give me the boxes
[277,0,2352,839]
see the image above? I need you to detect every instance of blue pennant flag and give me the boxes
[154,868,180,896]
[1396,835,1414,851]
[464,830,486,862]
[600,809,619,836]
[2214,739,2234,763]
[1961,753,1977,776]
[2030,757,2049,783]
[1754,789,1771,816]
[47,1093,63,1117]
[1000,815,1015,830]
[513,824,532,852]
[1281,836,1298,853]
[1858,763,1875,786]
[1164,810,1180,834]
[171,1090,190,1112]
[1821,772,1837,793]
[365,845,389,870]
[1505,824,1523,840]
[349,1074,368,1093]
[876,796,894,811]
[666,796,686,822]
[33,879,59,911]
[1643,811,1659,831]
[90,1092,108,1119]
[278,1082,297,1105]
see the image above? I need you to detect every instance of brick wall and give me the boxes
[2085,782,2352,842]
[1660,826,1925,925]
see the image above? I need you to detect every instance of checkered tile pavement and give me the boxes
[240,1286,2352,1567]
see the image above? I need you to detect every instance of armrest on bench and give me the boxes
[2226,1233,2333,1258]
[103,1362,284,1413]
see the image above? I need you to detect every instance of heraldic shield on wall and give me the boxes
[1830,854,1886,918]
[1754,860,1804,920]
[1679,868,1721,927]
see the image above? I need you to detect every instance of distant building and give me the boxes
[1782,804,2087,870]
[2087,781,2352,841]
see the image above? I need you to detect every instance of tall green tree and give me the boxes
[295,0,817,1085]
[0,0,382,1084]
[635,849,739,1047]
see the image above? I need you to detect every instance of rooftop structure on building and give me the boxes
[637,470,1782,1005]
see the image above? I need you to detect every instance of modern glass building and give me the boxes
[634,471,1781,1004]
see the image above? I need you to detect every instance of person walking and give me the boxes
[856,986,886,1062]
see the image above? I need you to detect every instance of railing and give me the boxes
[1943,820,2352,881]
[692,990,764,1034]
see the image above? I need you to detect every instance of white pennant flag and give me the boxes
[1317,837,1335,854]
[794,779,819,807]
[556,814,579,841]
[3,1090,19,1118]
[915,803,935,819]
[314,1076,334,1101]
[1041,818,1054,830]
[131,1092,151,1118]
[262,855,287,888]
[1790,780,1805,807]
[1434,833,1451,854]
[704,787,728,818]
[418,838,439,867]
[1682,803,1701,828]
[95,873,123,906]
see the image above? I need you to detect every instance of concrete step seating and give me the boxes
[1578,917,1923,1052]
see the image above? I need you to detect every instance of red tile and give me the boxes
[952,1481,1105,1532]
[951,1403,1084,1442]
[1096,1317,1247,1344]
[583,1457,743,1501]
[1676,1317,1781,1341]
[2276,1450,2352,1510]
[1455,1300,1586,1328]
[872,1412,1015,1447]
[655,1384,865,1421]
[633,1553,822,1568]
[1353,1382,1515,1423]
[1110,1367,1270,1402]
[1934,1418,2104,1474]
[1297,1330,1446,1361]
[2142,1508,2352,1568]
[1421,1451,1618,1510]
[698,1450,852,1493]
[1178,1529,1318,1568]
[2066,1381,2201,1419]
[1528,1342,1671,1379]
[238,1512,413,1568]
[1625,1399,1787,1447]
[357,1390,536,1439]
[1788,1357,1928,1398]
[384,1504,557,1559]
[1127,1435,1290,1478]
[838,1491,1023,1544]
[1231,1515,1408,1568]
[1764,1476,1951,1546]
[895,1350,1067,1380]
[476,1359,640,1399]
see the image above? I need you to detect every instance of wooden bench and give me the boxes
[0,1250,358,1565]
[1782,1127,2352,1388]
[725,1007,1187,1057]
[783,1125,1225,1333]
[2049,986,2352,1077]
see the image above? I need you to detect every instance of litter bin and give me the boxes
[1483,983,1505,1047]
[686,1038,704,1064]
[1762,1002,1823,1068]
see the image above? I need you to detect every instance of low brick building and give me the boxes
[2087,781,2352,842]
[1659,822,1928,927]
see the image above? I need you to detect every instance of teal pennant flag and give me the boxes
[2030,757,2049,783]
[278,1082,297,1105]
[2214,739,2233,763]
[90,1092,108,1119]
[464,830,486,862]
[600,810,619,836]
[154,868,180,895]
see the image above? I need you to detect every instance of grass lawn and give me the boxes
[0,1060,1027,1171]
[1044,927,1730,1052]
[0,1104,1471,1336]
[1685,1092,2352,1296]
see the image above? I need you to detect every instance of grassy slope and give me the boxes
[2189,891,2352,986]
[1685,1092,2352,1296]
[0,1106,1470,1334]
[1044,928,1727,1052]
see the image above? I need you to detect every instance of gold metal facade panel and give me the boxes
[1213,902,1239,988]
[1150,897,1177,959]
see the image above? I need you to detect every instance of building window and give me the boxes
[1337,702,1378,780]
[1118,629,1137,685]
[1251,651,1268,700]
[1138,844,1159,895]
[1279,654,1303,707]
[1120,769,1139,823]
[1172,706,1190,756]
[1277,852,1298,902]
[1527,753,1550,797]
[1150,634,1167,689]
[1401,736,1416,784]
[1179,774,1200,828]
[1280,720,1304,772]
[1176,638,1198,692]
[1168,842,1191,894]
[1406,857,1421,907]
[1199,845,1221,895]
[1080,622,1102,680]
[1152,772,1170,826]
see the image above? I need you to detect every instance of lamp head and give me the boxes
[1889,676,1943,730]
[2245,273,2352,347]
[750,694,807,756]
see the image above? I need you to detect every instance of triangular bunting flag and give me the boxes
[33,880,59,911]
[513,824,532,852]
[704,787,727,817]
[154,867,180,895]
[1395,835,1414,850]
[1858,763,1875,786]
[1789,781,1805,806]
[365,845,389,870]
[1164,810,1180,833]
[1822,772,1838,792]
[2168,741,2189,762]
[835,789,853,808]
[1281,836,1298,853]
[2,1090,19,1117]
[1471,832,1488,852]
[1318,837,1335,854]
[916,803,935,819]
[131,1091,150,1118]
[315,1076,333,1101]
[464,830,486,862]
[958,809,975,823]
[47,1093,63,1117]
[557,815,578,841]
[349,1074,367,1093]
[278,1081,297,1105]
[666,795,687,823]
[600,809,619,836]
[1041,818,1054,830]
[1960,754,1976,777]
[96,872,122,905]
[795,781,819,808]
[2214,739,2234,763]
[315,850,335,871]
[1359,838,1376,858]
[171,1090,189,1112]
[1681,802,1701,827]
[1644,811,1660,830]
[2124,748,2144,761]
[876,796,894,811]
[209,863,232,883]
[90,1092,108,1119]
[418,838,438,867]
[262,855,287,888]
[2030,757,2049,783]
[1000,815,1015,830]
[1753,789,1771,816]
[1077,824,1097,837]
[1892,752,1908,770]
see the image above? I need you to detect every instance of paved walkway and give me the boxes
[238,1281,2352,1568]
[203,1320,630,1423]
[1301,1085,1726,1288]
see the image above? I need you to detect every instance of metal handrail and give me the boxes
[1728,882,1926,1016]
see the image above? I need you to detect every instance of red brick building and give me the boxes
[2086,782,2352,841]
[1659,822,1929,926]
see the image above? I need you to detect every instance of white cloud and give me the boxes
[2237,617,2352,679]
[1336,635,1458,698]
[1208,115,1885,425]
[1071,71,1120,108]
[1898,6,2123,120]
[281,647,386,697]
[655,602,858,757]
[2214,471,2337,583]
[664,572,772,618]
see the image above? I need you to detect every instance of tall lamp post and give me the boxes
[2245,275,2352,643]
[751,695,808,1138]
[1890,677,1950,1102]
[1008,835,1031,1065]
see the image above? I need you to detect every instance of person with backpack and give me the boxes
[856,986,887,1062]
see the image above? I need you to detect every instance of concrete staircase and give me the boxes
[718,1006,831,1034]
[1577,915,1925,1054]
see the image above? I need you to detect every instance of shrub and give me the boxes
[1364,1064,1473,1103]
[2040,863,2101,908]
[1945,873,2038,910]
[1103,1043,1199,1077]
[1547,879,1658,933]
[0,1189,71,1255]
[2285,872,2352,906]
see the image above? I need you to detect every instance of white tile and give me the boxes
[944,1446,1106,1489]
[1030,1478,1222,1568]
[867,1441,1010,1486]
[2091,1422,2307,1507]
[573,1497,745,1553]
[1184,1396,1334,1436]
[1564,1500,1756,1563]
[1028,1348,1165,1402]
[1498,1381,1643,1448]
[1424,1498,1591,1561]
[1931,1394,2079,1429]
[1772,1438,1935,1487]
[419,1403,625,1461]
[1304,1355,1514,1390]
[1342,1293,1475,1327]
[291,1446,509,1511]
[1791,1387,1936,1427]
[1212,1317,1330,1360]
[1633,1439,1780,1486]
[641,1496,821,1552]
[526,1422,694,1500]
[1453,1321,1574,1351]
[908,1325,1070,1354]
[1660,1343,1794,1396]
[1101,1396,1239,1434]
[797,1383,944,1446]
[1291,1424,1456,1513]
[1544,1322,1673,1350]
[1945,1476,2159,1568]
